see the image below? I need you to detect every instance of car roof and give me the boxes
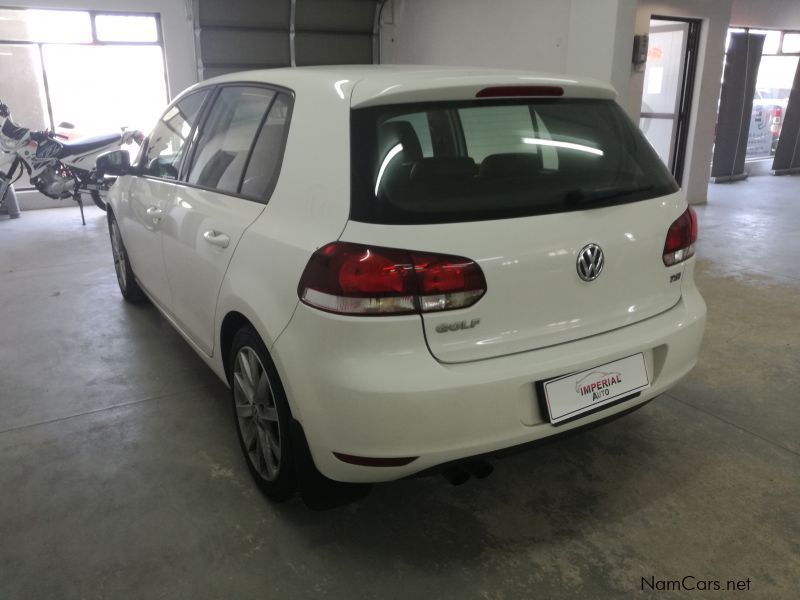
[184,65,617,107]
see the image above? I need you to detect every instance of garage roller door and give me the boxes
[194,0,385,79]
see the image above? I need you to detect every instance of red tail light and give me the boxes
[663,207,698,266]
[298,242,486,315]
[771,106,783,135]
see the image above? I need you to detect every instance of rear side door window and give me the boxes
[140,90,208,180]
[239,92,293,200]
[185,86,275,195]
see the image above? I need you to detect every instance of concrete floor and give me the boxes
[1,178,798,599]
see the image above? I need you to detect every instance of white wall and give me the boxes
[567,0,638,105]
[380,0,571,73]
[730,0,800,29]
[381,0,641,104]
[11,0,197,99]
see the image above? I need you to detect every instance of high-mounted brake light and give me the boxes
[297,242,486,316]
[663,207,698,266]
[476,86,564,98]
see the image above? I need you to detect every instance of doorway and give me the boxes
[639,16,701,186]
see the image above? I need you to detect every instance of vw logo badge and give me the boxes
[577,243,604,282]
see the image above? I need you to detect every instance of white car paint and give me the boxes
[161,183,265,354]
[108,66,706,483]
[119,176,173,307]
[341,192,687,363]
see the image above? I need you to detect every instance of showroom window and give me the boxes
[0,7,168,185]
[724,27,800,161]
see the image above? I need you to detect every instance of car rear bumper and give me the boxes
[272,276,706,483]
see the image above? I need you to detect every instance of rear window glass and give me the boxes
[350,99,679,225]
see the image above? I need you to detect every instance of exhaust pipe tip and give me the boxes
[466,460,494,480]
[441,460,494,485]
[442,466,470,486]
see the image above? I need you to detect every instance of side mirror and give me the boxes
[96,149,133,177]
[57,121,75,129]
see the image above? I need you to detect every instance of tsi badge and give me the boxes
[436,318,480,334]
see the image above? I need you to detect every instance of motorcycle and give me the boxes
[0,100,142,225]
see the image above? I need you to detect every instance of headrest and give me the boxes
[479,152,543,178]
[378,120,423,162]
[410,157,476,182]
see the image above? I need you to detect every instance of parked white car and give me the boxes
[103,66,706,508]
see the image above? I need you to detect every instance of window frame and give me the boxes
[726,26,800,57]
[0,7,167,136]
[91,13,162,45]
[0,7,163,45]
[174,82,294,204]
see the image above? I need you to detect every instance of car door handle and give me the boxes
[203,230,230,248]
[146,206,163,221]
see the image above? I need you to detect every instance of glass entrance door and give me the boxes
[639,17,700,185]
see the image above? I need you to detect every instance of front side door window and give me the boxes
[141,90,208,179]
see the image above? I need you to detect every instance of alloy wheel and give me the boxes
[233,346,282,481]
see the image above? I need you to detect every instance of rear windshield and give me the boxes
[350,99,678,225]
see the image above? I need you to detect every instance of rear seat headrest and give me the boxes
[479,152,543,178]
[377,121,423,162]
[410,157,476,182]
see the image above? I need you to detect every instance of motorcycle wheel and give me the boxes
[90,190,107,212]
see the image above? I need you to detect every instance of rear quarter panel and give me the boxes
[215,81,352,390]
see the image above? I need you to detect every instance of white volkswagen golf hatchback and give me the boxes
[103,66,706,507]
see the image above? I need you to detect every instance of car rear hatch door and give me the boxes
[347,85,686,363]
[341,192,685,363]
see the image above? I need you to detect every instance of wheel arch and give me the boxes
[219,310,253,383]
[218,307,304,421]
[218,307,287,382]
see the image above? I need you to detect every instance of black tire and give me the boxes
[230,326,297,502]
[108,212,146,302]
[90,190,107,211]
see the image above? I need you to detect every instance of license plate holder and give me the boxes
[543,353,650,424]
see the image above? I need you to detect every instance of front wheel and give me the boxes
[108,212,145,302]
